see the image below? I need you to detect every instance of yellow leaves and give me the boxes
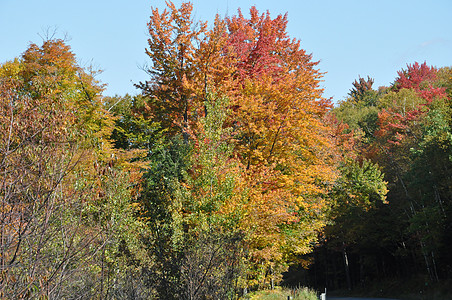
[139,3,343,288]
[0,58,23,79]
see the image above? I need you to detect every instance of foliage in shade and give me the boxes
[305,61,452,293]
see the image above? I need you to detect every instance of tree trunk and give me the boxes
[270,265,274,290]
[342,244,352,291]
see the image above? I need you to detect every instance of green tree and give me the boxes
[316,63,452,291]
[327,159,388,289]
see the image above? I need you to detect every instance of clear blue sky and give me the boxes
[1,0,451,104]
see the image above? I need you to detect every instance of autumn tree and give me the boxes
[136,1,208,140]
[306,62,452,292]
[0,39,145,298]
[137,1,338,292]
[223,7,337,288]
[393,62,447,102]
[348,76,378,107]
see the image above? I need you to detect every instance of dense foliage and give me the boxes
[0,39,146,298]
[294,63,452,295]
[130,2,338,297]
[1,1,451,299]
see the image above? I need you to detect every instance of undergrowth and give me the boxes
[247,286,318,300]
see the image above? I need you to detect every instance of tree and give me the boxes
[394,62,447,103]
[224,7,336,287]
[348,76,379,107]
[327,159,387,290]
[136,1,208,140]
[138,1,338,291]
[135,93,246,299]
[310,62,452,292]
[0,39,144,298]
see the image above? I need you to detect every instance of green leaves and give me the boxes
[324,63,452,288]
[332,159,387,211]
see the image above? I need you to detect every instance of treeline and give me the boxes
[0,1,451,299]
[290,63,452,294]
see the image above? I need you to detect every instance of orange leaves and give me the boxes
[225,17,334,269]
[227,6,335,267]
[139,3,340,286]
[226,7,293,81]
[141,1,202,135]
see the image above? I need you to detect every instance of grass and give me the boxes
[247,286,318,300]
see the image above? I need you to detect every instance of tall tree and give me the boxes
[137,1,207,140]
[224,7,336,287]
[138,1,338,291]
[0,39,144,298]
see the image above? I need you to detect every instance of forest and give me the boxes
[1,1,451,299]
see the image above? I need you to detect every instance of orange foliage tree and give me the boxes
[138,1,338,290]
[223,7,336,286]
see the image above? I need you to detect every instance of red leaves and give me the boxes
[395,62,447,103]
[225,7,289,81]
[395,62,436,90]
[374,62,448,150]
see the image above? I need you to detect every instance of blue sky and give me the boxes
[1,0,451,104]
